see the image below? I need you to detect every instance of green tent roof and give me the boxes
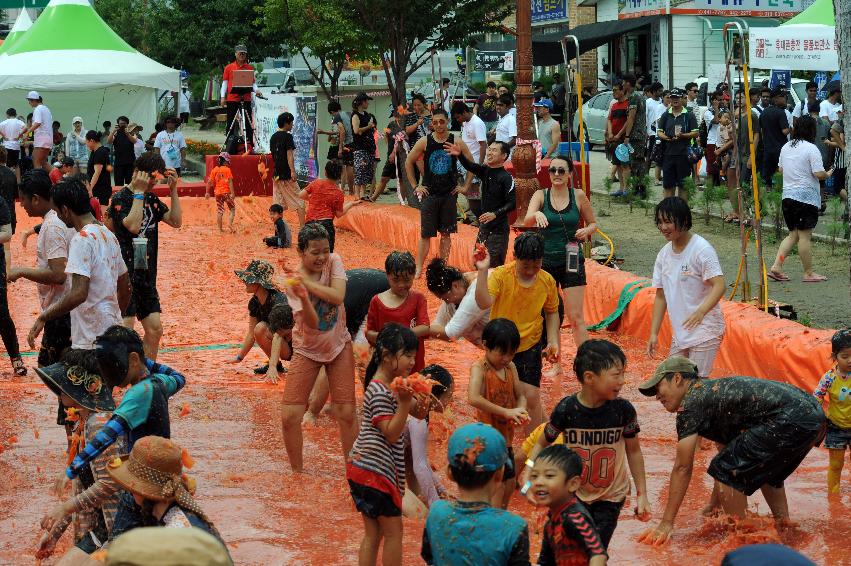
[0,8,34,55]
[7,0,135,56]
[783,0,835,26]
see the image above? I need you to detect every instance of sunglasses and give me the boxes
[548,167,568,175]
[432,119,447,125]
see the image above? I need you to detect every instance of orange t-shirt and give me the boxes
[222,61,254,102]
[209,165,233,196]
[474,358,518,444]
[304,179,344,221]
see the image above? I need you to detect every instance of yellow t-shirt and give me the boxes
[487,262,559,353]
[521,422,565,458]
[814,367,851,429]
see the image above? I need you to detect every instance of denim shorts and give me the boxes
[825,422,851,450]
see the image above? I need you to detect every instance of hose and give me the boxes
[595,228,615,266]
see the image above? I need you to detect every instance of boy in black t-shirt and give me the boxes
[269,112,305,226]
[531,445,608,566]
[264,203,291,248]
[637,357,827,546]
[106,152,182,362]
[522,339,650,548]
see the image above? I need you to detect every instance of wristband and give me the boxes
[133,193,145,200]
[520,480,532,495]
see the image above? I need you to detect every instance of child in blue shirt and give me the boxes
[422,422,530,565]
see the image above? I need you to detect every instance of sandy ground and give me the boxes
[1,197,849,565]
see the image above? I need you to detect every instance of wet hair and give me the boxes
[93,325,145,388]
[277,112,294,128]
[52,177,92,215]
[324,159,343,181]
[385,250,415,277]
[421,364,453,397]
[297,222,330,252]
[536,445,583,480]
[134,151,166,174]
[328,100,341,113]
[364,323,419,387]
[791,115,817,146]
[654,196,692,232]
[490,141,510,157]
[831,329,851,356]
[449,456,501,488]
[425,258,463,296]
[513,231,545,261]
[85,130,102,142]
[451,101,470,117]
[19,169,52,200]
[5,108,15,117]
[60,348,102,377]
[433,108,449,120]
[549,153,575,172]
[573,339,626,383]
[269,204,284,214]
[268,303,295,333]
[481,318,520,354]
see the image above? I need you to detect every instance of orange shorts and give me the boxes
[282,342,356,405]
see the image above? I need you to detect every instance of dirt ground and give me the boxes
[1,198,849,565]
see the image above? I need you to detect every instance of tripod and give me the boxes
[223,86,255,154]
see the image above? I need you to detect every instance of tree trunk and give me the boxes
[836,0,851,296]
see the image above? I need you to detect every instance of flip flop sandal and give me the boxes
[767,271,790,282]
[803,274,828,282]
[12,357,27,377]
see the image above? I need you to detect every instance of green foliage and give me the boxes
[261,0,377,98]
[339,0,513,106]
[762,188,783,243]
[95,0,282,90]
[825,197,848,255]
[681,176,696,204]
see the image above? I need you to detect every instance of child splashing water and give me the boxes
[814,329,851,494]
[468,318,528,509]
[348,323,417,566]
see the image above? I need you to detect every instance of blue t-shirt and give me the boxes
[422,500,530,565]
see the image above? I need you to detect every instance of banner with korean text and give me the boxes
[749,24,838,71]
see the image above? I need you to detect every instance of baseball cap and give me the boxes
[234,44,247,53]
[447,423,507,472]
[533,98,554,110]
[638,356,699,396]
[354,91,374,102]
[26,90,41,100]
[669,88,686,98]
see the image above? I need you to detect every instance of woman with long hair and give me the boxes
[768,115,835,283]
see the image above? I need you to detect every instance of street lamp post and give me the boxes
[512,0,541,225]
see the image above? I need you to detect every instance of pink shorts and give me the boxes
[34,133,53,149]
[273,179,305,211]
[282,342,355,405]
[670,336,723,378]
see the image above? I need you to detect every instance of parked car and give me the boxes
[570,89,612,148]
[258,68,316,93]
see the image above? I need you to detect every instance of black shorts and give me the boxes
[503,446,516,481]
[782,198,819,231]
[5,148,19,167]
[661,156,691,189]
[513,343,543,388]
[38,314,72,367]
[478,228,509,268]
[348,480,401,519]
[381,160,398,179]
[420,193,458,238]
[585,499,625,548]
[542,258,587,289]
[341,144,355,165]
[708,411,826,495]
[125,272,162,320]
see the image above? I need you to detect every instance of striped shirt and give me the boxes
[349,380,406,496]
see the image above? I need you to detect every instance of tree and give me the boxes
[342,0,513,107]
[835,0,850,294]
[95,0,282,96]
[261,0,377,99]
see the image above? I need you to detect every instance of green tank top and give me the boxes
[541,188,581,266]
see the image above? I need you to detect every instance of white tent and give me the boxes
[0,0,178,133]
[0,8,33,55]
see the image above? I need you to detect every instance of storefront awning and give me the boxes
[698,15,780,32]
[473,15,662,66]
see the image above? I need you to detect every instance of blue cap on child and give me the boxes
[447,423,507,472]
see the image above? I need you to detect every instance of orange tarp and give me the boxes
[336,203,834,391]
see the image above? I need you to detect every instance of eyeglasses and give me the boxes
[548,167,568,175]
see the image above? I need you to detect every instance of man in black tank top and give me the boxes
[405,109,462,278]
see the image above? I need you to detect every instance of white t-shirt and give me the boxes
[36,210,76,310]
[792,98,814,119]
[646,98,665,136]
[652,234,725,350]
[32,104,53,139]
[64,224,127,349]
[703,109,719,145]
[178,91,191,114]
[819,100,842,122]
[154,130,187,169]
[462,115,487,163]
[433,278,490,346]
[779,139,824,207]
[0,117,24,150]
[495,113,517,144]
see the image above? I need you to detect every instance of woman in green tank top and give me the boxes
[524,155,598,347]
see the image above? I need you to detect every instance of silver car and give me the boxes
[571,90,612,148]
